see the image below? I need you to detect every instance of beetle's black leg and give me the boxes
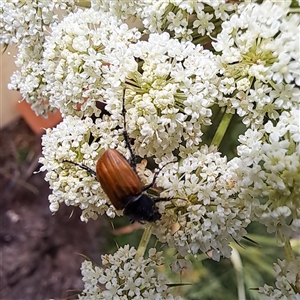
[63,160,96,176]
[121,89,137,171]
[142,161,173,192]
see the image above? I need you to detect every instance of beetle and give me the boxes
[65,148,168,222]
[97,148,169,222]
[64,90,170,222]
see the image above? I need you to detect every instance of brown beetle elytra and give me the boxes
[96,148,163,222]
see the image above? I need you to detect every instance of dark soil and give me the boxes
[0,118,107,300]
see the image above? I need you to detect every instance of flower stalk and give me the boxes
[135,224,153,261]
[279,229,295,263]
[211,111,233,148]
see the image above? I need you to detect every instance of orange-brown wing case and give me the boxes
[96,149,142,210]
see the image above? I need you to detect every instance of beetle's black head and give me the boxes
[123,194,161,223]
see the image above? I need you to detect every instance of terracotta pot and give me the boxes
[16,100,62,136]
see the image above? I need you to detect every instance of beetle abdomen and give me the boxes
[96,149,142,210]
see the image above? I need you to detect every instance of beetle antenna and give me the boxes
[153,195,187,203]
[63,160,96,176]
[122,88,137,171]
[153,197,172,203]
[142,161,173,192]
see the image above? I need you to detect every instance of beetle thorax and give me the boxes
[123,194,161,222]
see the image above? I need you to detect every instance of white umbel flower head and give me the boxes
[43,8,141,117]
[152,146,251,261]
[258,258,300,299]
[213,1,300,128]
[237,108,300,238]
[91,0,236,41]
[102,32,221,158]
[0,0,76,45]
[39,115,125,222]
[2,0,77,116]
[138,0,236,41]
[79,245,183,300]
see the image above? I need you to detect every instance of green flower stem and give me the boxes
[135,224,152,260]
[279,229,295,262]
[192,35,212,46]
[285,239,295,262]
[231,247,246,300]
[211,112,233,148]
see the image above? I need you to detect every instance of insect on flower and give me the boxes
[64,90,171,222]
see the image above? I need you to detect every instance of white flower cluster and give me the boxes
[106,32,221,157]
[8,42,52,116]
[42,13,222,154]
[43,9,141,117]
[0,0,76,45]
[92,0,236,41]
[39,115,124,222]
[152,145,250,261]
[79,245,183,300]
[1,0,77,116]
[258,258,300,299]
[43,11,221,155]
[213,0,300,127]
[237,108,300,237]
